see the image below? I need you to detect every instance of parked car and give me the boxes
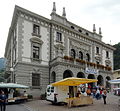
[113,88,120,96]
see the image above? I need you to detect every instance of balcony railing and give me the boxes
[50,56,112,72]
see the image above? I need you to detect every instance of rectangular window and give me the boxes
[51,87,54,92]
[33,45,39,59]
[33,24,40,35]
[56,32,62,42]
[32,73,40,86]
[106,51,109,58]
[96,47,99,54]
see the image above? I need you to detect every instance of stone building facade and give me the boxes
[113,69,120,79]
[4,3,115,96]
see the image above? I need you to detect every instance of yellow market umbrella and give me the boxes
[51,77,98,86]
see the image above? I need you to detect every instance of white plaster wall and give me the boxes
[22,20,32,62]
[102,50,106,65]
[40,26,49,65]
[110,51,113,69]
[22,20,49,65]
[102,49,113,68]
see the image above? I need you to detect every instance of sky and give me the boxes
[0,0,120,58]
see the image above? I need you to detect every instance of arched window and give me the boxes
[71,49,76,59]
[97,75,104,86]
[87,74,95,88]
[77,72,85,78]
[51,72,56,83]
[106,76,111,88]
[63,70,73,79]
[79,51,83,60]
[86,53,90,62]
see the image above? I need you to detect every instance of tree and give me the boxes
[113,42,120,70]
[0,68,5,82]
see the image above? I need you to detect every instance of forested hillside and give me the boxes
[113,42,120,70]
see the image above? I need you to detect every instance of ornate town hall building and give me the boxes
[5,3,115,96]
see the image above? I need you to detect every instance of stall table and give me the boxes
[66,95,93,107]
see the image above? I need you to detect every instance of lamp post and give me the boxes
[10,67,15,83]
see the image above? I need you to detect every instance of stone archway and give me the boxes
[97,75,104,86]
[51,71,56,83]
[77,72,85,78]
[106,76,111,88]
[63,70,73,79]
[88,74,95,88]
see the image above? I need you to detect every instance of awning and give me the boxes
[0,83,29,88]
[108,79,120,84]
[51,77,98,86]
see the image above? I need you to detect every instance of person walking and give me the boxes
[102,89,107,104]
[0,91,7,111]
[96,88,100,100]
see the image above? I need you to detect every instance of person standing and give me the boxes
[0,91,7,111]
[86,88,91,96]
[102,89,107,104]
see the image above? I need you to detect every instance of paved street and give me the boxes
[24,93,120,111]
[6,104,31,111]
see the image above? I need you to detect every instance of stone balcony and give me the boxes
[50,56,112,73]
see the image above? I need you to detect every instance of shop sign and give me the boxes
[85,68,98,75]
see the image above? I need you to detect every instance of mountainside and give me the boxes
[113,42,120,70]
[0,58,6,69]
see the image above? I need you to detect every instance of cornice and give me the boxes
[50,20,115,51]
[5,5,115,58]
[17,61,49,68]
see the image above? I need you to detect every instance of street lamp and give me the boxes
[10,67,15,83]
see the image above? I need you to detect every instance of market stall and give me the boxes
[51,77,98,107]
[0,83,29,103]
[108,79,120,96]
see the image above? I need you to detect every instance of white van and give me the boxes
[46,85,78,104]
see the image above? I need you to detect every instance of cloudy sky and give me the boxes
[0,0,120,58]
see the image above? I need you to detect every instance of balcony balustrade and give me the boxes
[50,56,112,72]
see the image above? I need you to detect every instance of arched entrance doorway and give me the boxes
[77,72,85,78]
[97,75,104,86]
[63,70,73,79]
[51,71,56,83]
[106,76,111,88]
[88,74,95,88]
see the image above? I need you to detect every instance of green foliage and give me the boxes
[0,68,5,82]
[28,94,33,99]
[113,42,120,70]
[40,93,46,100]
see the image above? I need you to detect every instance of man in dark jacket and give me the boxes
[0,91,7,111]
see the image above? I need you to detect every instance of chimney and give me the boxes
[62,7,66,18]
[93,24,96,33]
[52,2,56,13]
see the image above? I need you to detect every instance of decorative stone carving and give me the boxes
[105,59,111,64]
[54,43,65,50]
[30,37,43,44]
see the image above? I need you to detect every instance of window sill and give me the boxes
[56,40,63,44]
[31,58,42,62]
[32,33,41,38]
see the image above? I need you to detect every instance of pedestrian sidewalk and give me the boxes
[24,93,120,111]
